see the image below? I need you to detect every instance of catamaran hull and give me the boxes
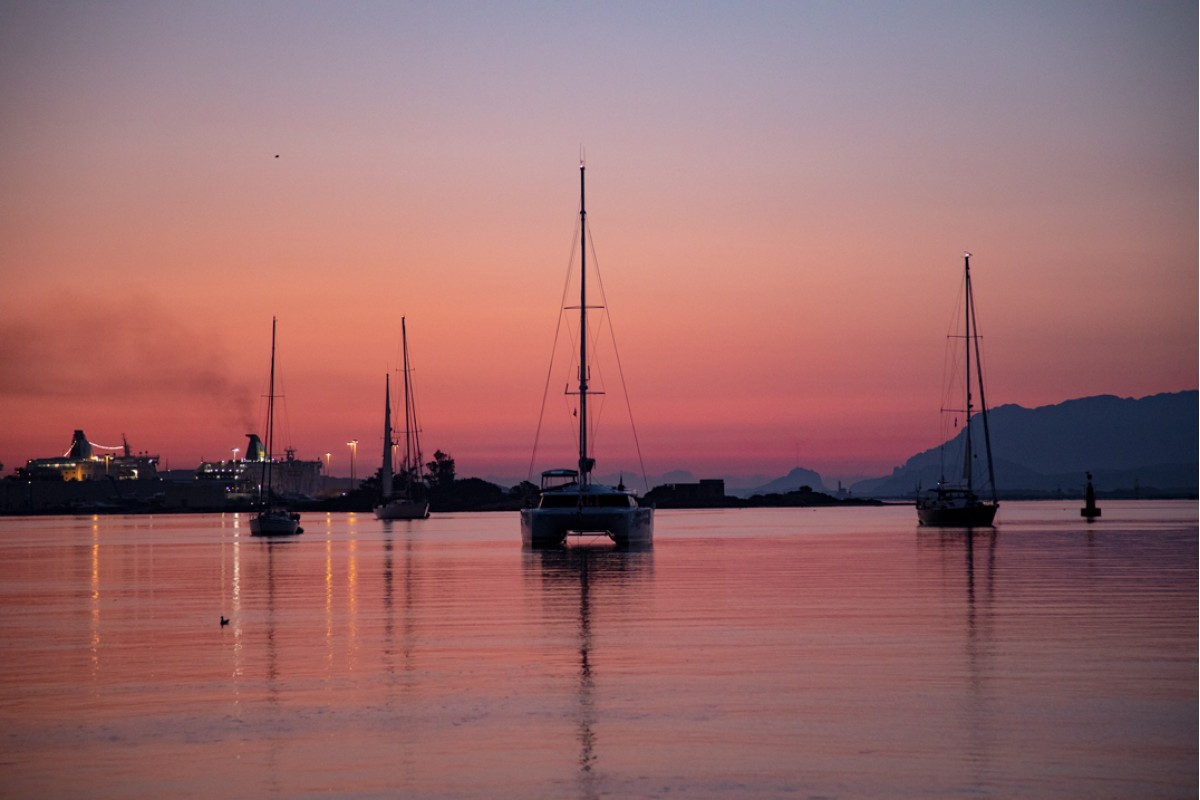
[374,499,430,520]
[916,502,998,528]
[520,507,654,548]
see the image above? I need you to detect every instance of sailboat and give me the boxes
[250,317,302,536]
[520,164,654,548]
[916,253,999,527]
[375,317,430,520]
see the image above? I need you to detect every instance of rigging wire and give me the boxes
[588,220,651,493]
[406,334,425,479]
[276,354,293,457]
[932,261,996,494]
[526,208,650,493]
[934,269,968,483]
[527,219,582,481]
[966,263,997,500]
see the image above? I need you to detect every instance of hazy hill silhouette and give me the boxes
[851,391,1197,497]
[747,467,828,496]
[489,392,1195,500]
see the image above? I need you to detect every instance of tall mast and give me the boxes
[578,162,591,487]
[968,257,998,504]
[381,373,393,499]
[963,255,974,491]
[262,316,277,506]
[401,316,416,486]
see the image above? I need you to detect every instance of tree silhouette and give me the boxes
[426,450,456,491]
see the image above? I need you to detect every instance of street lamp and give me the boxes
[347,440,358,488]
[323,452,331,493]
[232,447,239,462]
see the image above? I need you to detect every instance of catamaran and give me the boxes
[520,164,654,548]
[916,253,999,527]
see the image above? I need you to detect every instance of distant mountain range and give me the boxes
[488,391,1197,499]
[849,391,1197,497]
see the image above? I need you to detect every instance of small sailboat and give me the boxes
[520,163,654,548]
[250,317,302,536]
[916,254,999,527]
[374,317,430,520]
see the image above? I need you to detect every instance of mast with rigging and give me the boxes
[520,162,654,547]
[915,253,999,526]
[577,162,593,489]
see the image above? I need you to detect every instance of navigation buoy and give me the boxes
[1081,473,1101,520]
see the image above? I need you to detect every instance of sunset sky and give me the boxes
[1,2,1195,487]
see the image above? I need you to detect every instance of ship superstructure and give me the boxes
[19,430,159,482]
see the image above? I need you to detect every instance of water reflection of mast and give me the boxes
[381,521,419,675]
[924,527,996,791]
[381,520,419,785]
[966,529,996,792]
[576,552,597,784]
[528,547,653,799]
[962,529,997,645]
[266,538,279,695]
[264,537,282,796]
[383,527,394,672]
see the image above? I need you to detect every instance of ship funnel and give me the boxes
[245,434,266,462]
[68,430,93,459]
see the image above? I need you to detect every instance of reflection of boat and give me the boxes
[250,317,302,536]
[917,254,999,527]
[524,546,653,792]
[520,164,654,548]
[375,318,429,520]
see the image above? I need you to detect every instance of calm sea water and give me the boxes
[1,502,1195,799]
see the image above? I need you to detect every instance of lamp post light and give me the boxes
[347,440,358,489]
[232,447,239,462]
[324,452,331,492]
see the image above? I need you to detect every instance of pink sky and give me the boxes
[1,3,1195,486]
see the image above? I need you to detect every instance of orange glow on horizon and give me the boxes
[0,4,1195,486]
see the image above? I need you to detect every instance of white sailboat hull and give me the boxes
[374,498,430,520]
